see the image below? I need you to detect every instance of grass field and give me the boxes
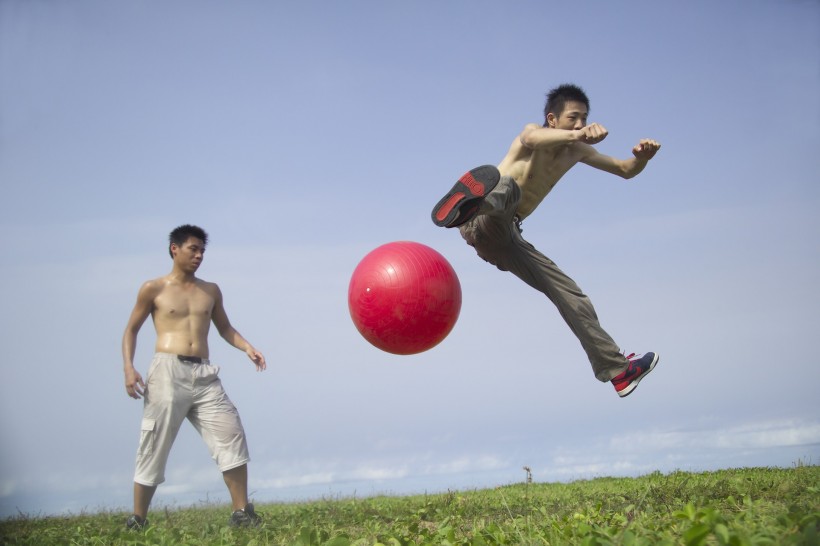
[1,465,817,545]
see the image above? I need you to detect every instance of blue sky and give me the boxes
[1,0,818,517]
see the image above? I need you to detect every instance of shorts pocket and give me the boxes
[198,363,221,384]
[138,418,156,456]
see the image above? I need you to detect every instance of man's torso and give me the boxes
[497,128,587,219]
[150,276,217,358]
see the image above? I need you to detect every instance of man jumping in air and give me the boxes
[432,84,661,398]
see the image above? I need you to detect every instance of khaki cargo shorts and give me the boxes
[133,353,250,486]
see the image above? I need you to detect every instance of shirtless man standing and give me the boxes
[432,84,661,397]
[122,224,266,529]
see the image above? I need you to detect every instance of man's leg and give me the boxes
[130,354,189,527]
[188,362,256,523]
[133,482,157,520]
[223,463,249,510]
[460,184,628,381]
[459,177,659,394]
[505,239,660,392]
[223,463,262,526]
[509,241,628,381]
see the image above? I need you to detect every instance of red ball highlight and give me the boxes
[348,241,462,355]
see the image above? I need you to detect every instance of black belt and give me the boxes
[177,355,203,364]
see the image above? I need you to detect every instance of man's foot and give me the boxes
[431,165,500,228]
[229,503,262,527]
[611,352,659,398]
[126,514,149,530]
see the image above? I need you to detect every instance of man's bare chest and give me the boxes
[153,288,214,320]
[526,146,579,180]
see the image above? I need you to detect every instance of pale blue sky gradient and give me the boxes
[1,0,818,517]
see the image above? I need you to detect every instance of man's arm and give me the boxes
[520,122,609,149]
[122,281,157,399]
[211,284,267,371]
[580,139,661,179]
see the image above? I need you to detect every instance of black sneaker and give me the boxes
[431,165,500,228]
[126,514,149,530]
[229,503,262,527]
[611,352,659,398]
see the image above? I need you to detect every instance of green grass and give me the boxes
[2,465,818,545]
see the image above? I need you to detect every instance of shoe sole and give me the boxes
[431,165,500,228]
[617,353,659,398]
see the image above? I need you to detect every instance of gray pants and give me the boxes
[458,177,628,381]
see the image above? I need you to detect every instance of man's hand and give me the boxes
[246,348,267,372]
[632,139,661,160]
[577,123,608,145]
[125,367,145,399]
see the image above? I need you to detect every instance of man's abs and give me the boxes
[151,288,214,357]
[498,143,582,219]
[154,330,209,358]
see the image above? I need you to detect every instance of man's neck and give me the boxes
[168,267,197,283]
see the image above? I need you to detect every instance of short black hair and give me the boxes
[168,224,208,258]
[544,84,590,125]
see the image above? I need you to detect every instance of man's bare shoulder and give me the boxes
[137,275,216,296]
[142,275,217,288]
[499,123,539,170]
[514,123,542,145]
[131,277,167,310]
[138,276,169,295]
[195,278,221,297]
[193,277,218,288]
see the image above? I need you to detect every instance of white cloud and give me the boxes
[256,472,336,490]
[421,455,507,476]
[609,420,820,453]
[349,465,409,482]
[713,421,820,450]
[0,480,16,498]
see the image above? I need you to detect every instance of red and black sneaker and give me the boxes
[611,352,659,398]
[431,165,500,228]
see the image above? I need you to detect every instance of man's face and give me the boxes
[549,100,589,130]
[171,237,205,272]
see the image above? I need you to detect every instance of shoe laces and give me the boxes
[623,352,642,368]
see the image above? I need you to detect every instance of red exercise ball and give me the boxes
[348,241,462,355]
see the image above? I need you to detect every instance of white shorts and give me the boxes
[133,353,250,486]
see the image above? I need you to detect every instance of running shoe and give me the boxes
[229,503,262,527]
[125,514,149,530]
[611,352,659,398]
[431,165,500,228]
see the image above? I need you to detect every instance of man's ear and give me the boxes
[546,113,557,128]
[170,243,178,257]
